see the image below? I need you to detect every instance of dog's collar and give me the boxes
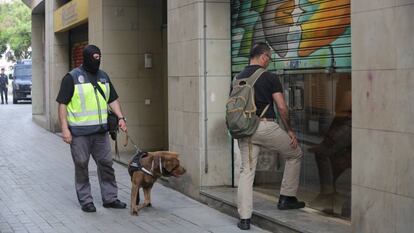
[159,157,163,174]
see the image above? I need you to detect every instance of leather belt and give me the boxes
[260,118,276,122]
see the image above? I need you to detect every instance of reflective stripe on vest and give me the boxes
[66,68,110,128]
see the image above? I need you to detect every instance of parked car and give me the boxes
[12,60,32,104]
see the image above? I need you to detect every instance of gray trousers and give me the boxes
[70,133,118,206]
[237,121,303,219]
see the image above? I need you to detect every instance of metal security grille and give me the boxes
[231,1,353,218]
[231,0,351,74]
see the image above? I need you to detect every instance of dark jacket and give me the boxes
[0,74,8,88]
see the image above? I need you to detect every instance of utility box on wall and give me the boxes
[144,53,152,69]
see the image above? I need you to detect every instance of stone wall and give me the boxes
[352,1,414,232]
[89,0,167,153]
[167,0,231,198]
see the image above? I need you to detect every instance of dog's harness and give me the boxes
[129,151,163,177]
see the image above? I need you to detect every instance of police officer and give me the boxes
[56,45,127,212]
[0,68,8,104]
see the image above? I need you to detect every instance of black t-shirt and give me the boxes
[56,69,119,105]
[236,65,283,119]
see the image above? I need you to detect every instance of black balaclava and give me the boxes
[82,45,101,74]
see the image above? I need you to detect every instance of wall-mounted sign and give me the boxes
[54,0,88,33]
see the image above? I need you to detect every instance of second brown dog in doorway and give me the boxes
[128,151,186,216]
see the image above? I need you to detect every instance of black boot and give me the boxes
[277,195,305,210]
[81,202,96,212]
[103,199,127,209]
[237,218,250,230]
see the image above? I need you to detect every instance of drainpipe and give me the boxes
[231,136,234,187]
[203,0,208,174]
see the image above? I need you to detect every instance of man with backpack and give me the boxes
[226,42,305,230]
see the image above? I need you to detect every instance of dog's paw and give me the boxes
[130,207,139,216]
[131,209,138,216]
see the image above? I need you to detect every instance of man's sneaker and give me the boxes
[277,195,305,210]
[237,218,251,230]
[103,199,127,209]
[81,202,96,212]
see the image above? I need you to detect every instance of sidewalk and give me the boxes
[0,105,269,233]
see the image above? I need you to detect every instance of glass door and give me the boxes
[253,72,351,218]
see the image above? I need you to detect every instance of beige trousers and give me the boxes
[237,121,303,219]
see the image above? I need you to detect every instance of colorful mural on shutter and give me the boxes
[231,0,351,73]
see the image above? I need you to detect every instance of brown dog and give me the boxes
[128,151,186,216]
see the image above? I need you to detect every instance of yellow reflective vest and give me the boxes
[67,67,110,136]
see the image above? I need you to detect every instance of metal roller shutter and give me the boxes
[231,0,351,74]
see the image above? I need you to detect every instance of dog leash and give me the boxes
[123,132,164,175]
[123,131,142,153]
[115,133,120,161]
[124,131,148,164]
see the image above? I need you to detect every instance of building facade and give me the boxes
[351,1,414,232]
[22,0,414,232]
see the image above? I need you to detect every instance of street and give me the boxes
[0,104,269,233]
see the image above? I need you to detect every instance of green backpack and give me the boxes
[226,68,269,139]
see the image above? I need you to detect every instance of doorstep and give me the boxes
[200,186,351,233]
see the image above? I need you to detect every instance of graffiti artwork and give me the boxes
[231,0,351,72]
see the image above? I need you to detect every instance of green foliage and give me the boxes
[251,0,267,13]
[0,0,31,61]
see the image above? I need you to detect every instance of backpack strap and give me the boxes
[246,68,266,87]
[249,68,271,118]
[232,68,266,88]
[259,104,270,118]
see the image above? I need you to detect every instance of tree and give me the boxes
[0,0,31,61]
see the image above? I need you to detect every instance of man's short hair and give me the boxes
[0,68,4,71]
[249,42,271,59]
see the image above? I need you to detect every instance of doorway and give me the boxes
[252,72,352,218]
